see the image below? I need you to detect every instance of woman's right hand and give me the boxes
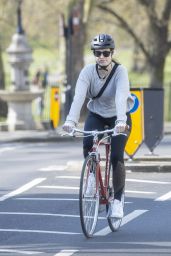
[62,120,76,133]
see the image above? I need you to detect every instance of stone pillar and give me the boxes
[7,33,32,92]
[0,1,43,131]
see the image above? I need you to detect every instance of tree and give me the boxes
[97,0,171,88]
[62,0,91,117]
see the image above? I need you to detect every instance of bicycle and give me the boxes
[66,127,127,238]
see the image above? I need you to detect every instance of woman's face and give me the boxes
[94,48,113,67]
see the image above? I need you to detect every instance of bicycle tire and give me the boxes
[79,155,99,238]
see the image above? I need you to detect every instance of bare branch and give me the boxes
[162,0,171,22]
[138,0,155,7]
[139,0,163,28]
[168,41,171,50]
[97,4,151,60]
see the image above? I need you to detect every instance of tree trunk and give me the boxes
[148,58,165,88]
[0,46,5,90]
[69,0,85,96]
[65,0,86,119]
[146,21,169,88]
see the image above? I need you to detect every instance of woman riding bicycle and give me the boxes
[63,33,134,219]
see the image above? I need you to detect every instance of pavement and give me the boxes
[0,122,171,173]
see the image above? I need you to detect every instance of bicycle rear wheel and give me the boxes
[79,155,99,238]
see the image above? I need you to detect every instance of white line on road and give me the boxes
[0,228,81,235]
[0,178,46,201]
[55,176,170,185]
[38,185,79,190]
[126,190,156,194]
[56,176,80,179]
[39,165,67,171]
[155,191,171,201]
[38,185,155,194]
[16,197,79,201]
[94,210,148,236]
[0,249,42,255]
[54,250,78,256]
[0,146,15,153]
[126,178,171,184]
[0,211,106,220]
[14,197,132,204]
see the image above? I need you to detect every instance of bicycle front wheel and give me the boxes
[79,155,99,238]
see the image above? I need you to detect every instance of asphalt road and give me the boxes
[0,139,171,255]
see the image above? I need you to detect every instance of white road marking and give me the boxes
[14,197,132,204]
[126,190,156,194]
[95,210,148,236]
[15,197,79,201]
[37,185,155,194]
[0,211,106,220]
[56,176,80,179]
[0,228,81,235]
[39,165,67,171]
[155,191,171,201]
[55,176,170,185]
[0,249,42,255]
[119,241,171,246]
[54,250,78,256]
[0,146,15,153]
[38,185,79,190]
[126,178,171,184]
[0,178,46,201]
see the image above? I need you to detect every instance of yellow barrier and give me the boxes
[125,89,144,158]
[50,86,60,129]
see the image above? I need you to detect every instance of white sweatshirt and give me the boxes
[66,63,134,124]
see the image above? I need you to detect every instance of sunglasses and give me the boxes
[94,50,111,57]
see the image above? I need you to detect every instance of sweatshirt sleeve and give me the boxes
[115,65,130,123]
[66,66,91,124]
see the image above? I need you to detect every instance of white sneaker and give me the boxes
[84,172,95,196]
[110,199,123,218]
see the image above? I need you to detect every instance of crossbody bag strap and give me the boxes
[92,62,119,100]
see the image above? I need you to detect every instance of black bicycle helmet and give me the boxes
[91,34,115,50]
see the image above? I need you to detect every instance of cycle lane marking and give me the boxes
[0,146,18,155]
[0,178,46,201]
[37,185,156,194]
[0,248,42,255]
[126,178,171,184]
[54,250,78,256]
[155,191,171,201]
[0,211,106,220]
[15,197,79,201]
[14,197,133,204]
[0,228,81,235]
[55,175,170,184]
[94,210,148,236]
[39,166,67,171]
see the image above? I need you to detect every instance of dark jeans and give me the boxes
[83,111,132,200]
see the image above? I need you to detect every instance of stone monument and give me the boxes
[0,0,43,131]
